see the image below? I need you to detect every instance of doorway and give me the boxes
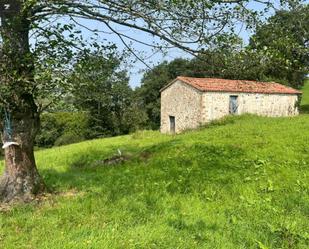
[169,116,175,133]
[229,96,238,114]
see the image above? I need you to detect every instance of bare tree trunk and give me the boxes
[0,1,45,203]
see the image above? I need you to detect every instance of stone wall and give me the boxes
[201,92,299,123]
[160,80,203,133]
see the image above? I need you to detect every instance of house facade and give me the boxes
[160,76,301,134]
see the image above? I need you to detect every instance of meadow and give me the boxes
[0,81,308,248]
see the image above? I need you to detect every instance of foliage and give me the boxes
[0,0,291,111]
[35,112,89,148]
[190,48,267,81]
[249,4,309,87]
[54,132,85,147]
[1,114,309,248]
[70,50,147,138]
[121,99,149,133]
[35,113,62,148]
[31,22,86,110]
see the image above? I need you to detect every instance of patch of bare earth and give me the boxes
[93,151,152,167]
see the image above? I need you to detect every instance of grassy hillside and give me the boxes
[1,114,309,249]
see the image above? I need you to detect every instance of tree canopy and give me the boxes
[250,4,309,86]
[70,49,147,137]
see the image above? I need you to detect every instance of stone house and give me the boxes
[160,76,301,134]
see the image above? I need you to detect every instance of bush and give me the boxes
[36,112,90,148]
[36,114,62,147]
[54,132,84,146]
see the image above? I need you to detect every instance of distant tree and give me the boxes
[70,50,146,137]
[121,95,149,134]
[249,4,309,87]
[189,35,261,80]
[35,112,90,148]
[191,49,268,81]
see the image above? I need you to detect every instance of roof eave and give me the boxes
[202,89,302,95]
[160,77,204,92]
[159,78,178,92]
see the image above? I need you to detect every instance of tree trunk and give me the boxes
[0,97,44,203]
[0,1,45,203]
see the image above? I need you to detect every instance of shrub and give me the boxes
[35,114,62,147]
[54,132,84,146]
[36,112,90,148]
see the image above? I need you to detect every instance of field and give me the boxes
[0,81,308,249]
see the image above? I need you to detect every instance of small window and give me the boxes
[169,116,175,133]
[229,96,238,114]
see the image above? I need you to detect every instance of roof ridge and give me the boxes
[178,76,276,84]
[172,76,301,95]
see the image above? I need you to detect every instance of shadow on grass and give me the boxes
[300,104,309,114]
[40,138,247,201]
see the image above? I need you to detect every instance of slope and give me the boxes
[1,114,309,248]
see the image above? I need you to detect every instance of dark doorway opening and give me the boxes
[169,116,175,133]
[229,96,238,114]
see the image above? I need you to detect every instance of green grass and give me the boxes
[1,114,309,249]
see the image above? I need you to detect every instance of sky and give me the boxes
[67,17,195,88]
[33,0,308,88]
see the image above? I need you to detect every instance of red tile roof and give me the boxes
[162,76,301,95]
